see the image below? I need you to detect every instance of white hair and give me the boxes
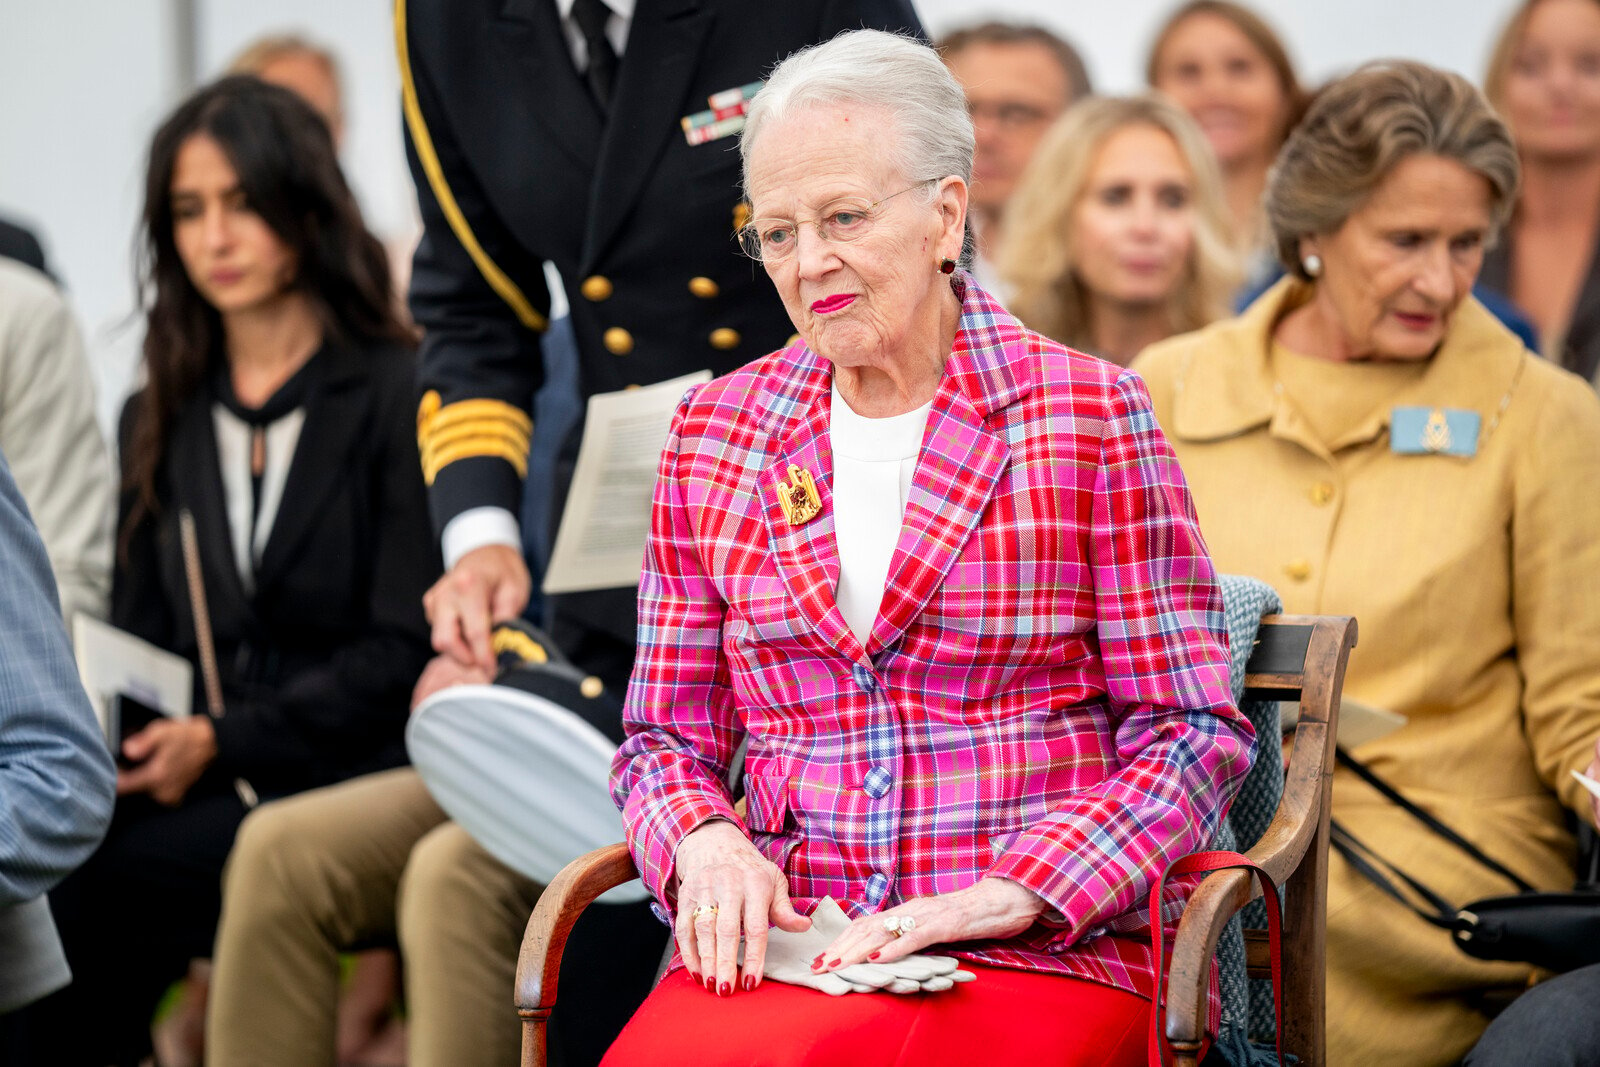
[740,29,974,193]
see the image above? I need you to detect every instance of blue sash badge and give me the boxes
[1391,406,1480,457]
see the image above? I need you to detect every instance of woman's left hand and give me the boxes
[811,877,1047,972]
[116,716,218,805]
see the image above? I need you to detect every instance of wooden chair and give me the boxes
[513,614,1357,1067]
[1163,613,1357,1067]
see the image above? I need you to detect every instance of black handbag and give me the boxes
[1330,748,1600,974]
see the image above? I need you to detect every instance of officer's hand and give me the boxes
[423,545,531,672]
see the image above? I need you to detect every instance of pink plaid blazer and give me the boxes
[612,277,1253,1010]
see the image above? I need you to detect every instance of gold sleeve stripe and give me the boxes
[416,391,534,484]
[492,627,550,664]
[424,420,531,461]
[424,399,533,436]
[395,0,548,333]
[417,392,532,448]
[423,436,530,484]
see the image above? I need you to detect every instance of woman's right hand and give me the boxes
[673,819,810,995]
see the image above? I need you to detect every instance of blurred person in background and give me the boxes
[139,36,409,1067]
[0,259,112,630]
[13,76,436,1067]
[229,34,345,149]
[0,216,53,281]
[997,95,1237,364]
[1147,0,1305,289]
[936,21,1092,292]
[1134,61,1600,1065]
[1481,0,1600,386]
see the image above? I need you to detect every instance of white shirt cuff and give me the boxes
[441,507,522,570]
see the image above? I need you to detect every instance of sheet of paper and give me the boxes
[1336,696,1407,749]
[1573,769,1600,803]
[543,370,712,595]
[73,614,193,743]
[1279,695,1407,750]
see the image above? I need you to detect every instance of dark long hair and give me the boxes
[123,74,411,548]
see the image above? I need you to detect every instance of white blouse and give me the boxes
[828,383,931,647]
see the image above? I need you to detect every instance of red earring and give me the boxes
[939,258,956,275]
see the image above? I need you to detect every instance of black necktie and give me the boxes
[571,0,618,110]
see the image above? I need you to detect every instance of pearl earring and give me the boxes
[1302,253,1323,279]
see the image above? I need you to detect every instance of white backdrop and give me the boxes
[0,1,1516,431]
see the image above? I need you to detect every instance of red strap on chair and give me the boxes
[1147,850,1284,1067]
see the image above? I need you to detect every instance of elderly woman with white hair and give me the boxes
[604,30,1254,1066]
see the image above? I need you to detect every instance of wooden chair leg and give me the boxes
[516,843,640,1067]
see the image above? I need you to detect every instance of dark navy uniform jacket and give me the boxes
[399,0,922,664]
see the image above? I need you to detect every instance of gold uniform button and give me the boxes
[580,676,605,699]
[603,327,634,355]
[688,276,720,299]
[1310,481,1335,506]
[709,328,741,350]
[1284,559,1312,582]
[580,275,613,301]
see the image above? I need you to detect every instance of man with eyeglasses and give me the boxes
[937,22,1092,293]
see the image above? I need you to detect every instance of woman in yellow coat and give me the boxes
[1134,61,1600,1066]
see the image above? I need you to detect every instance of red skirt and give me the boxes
[601,963,1154,1067]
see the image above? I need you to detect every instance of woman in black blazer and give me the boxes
[20,77,437,1066]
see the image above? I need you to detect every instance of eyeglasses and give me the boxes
[738,180,935,263]
[967,100,1053,130]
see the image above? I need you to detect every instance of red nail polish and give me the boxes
[828,958,841,968]
[868,951,880,960]
[719,981,731,997]
[812,953,823,965]
[705,975,715,992]
[743,975,756,992]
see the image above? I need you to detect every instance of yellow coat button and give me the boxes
[580,275,613,301]
[1284,559,1312,582]
[580,676,605,699]
[1310,481,1335,506]
[604,327,634,355]
[709,328,741,350]
[688,276,720,299]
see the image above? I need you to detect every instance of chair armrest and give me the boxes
[515,842,641,1066]
[1162,615,1356,1066]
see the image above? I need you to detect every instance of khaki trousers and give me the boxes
[207,767,542,1067]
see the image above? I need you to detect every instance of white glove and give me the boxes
[756,897,978,995]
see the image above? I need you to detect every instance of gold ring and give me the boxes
[691,903,720,921]
[882,915,915,938]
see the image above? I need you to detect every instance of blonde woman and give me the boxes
[997,95,1237,365]
[1481,0,1600,384]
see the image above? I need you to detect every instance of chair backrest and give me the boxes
[1164,613,1357,1067]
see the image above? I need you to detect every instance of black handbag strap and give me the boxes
[1336,747,1536,893]
[1329,819,1462,929]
